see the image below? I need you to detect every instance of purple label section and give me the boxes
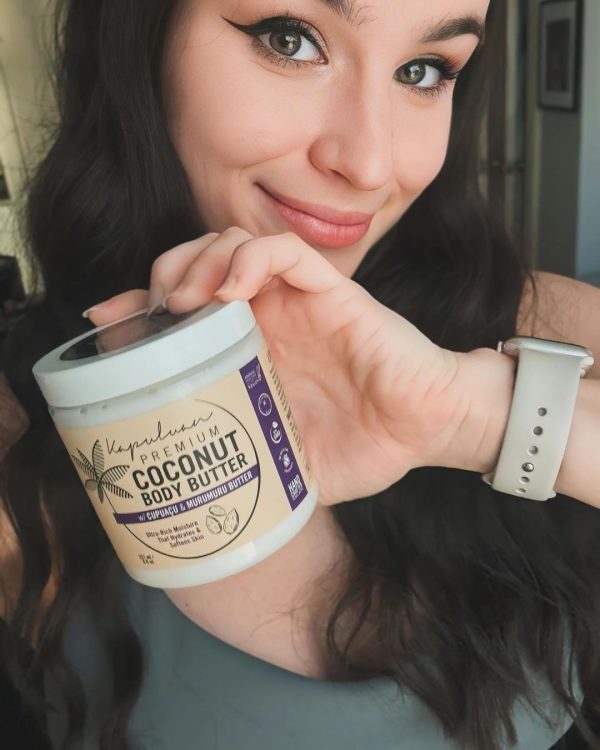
[240,357,307,511]
[113,464,259,525]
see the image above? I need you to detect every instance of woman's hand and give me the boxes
[87,227,484,505]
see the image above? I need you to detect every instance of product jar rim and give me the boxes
[33,300,256,408]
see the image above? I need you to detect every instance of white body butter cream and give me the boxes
[33,302,317,588]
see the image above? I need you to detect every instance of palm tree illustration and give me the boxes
[71,439,133,503]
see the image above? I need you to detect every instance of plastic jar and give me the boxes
[33,301,318,588]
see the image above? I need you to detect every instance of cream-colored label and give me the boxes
[56,347,312,572]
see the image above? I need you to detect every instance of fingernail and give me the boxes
[149,292,178,316]
[215,275,239,298]
[81,306,98,319]
[148,304,167,316]
[147,285,166,316]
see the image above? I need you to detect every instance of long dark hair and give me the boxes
[2,1,600,749]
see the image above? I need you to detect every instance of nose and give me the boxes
[307,74,395,192]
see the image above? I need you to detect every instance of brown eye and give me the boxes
[269,31,302,56]
[257,28,322,62]
[230,16,326,66]
[396,62,427,85]
[394,60,447,91]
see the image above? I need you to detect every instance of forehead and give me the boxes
[298,0,490,28]
[175,0,489,27]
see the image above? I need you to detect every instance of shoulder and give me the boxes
[517,271,600,379]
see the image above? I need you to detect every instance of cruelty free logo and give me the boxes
[71,439,132,503]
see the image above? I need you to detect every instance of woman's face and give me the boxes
[163,0,489,277]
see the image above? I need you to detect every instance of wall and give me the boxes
[537,107,581,277]
[576,0,600,281]
[523,0,542,268]
[527,0,600,282]
[0,0,54,279]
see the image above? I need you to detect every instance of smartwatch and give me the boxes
[481,336,594,501]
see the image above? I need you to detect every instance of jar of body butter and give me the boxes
[33,302,317,588]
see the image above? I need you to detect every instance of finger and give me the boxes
[148,227,252,312]
[164,227,255,314]
[213,233,343,301]
[85,289,149,327]
[147,232,220,312]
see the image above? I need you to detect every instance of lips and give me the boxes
[258,185,374,249]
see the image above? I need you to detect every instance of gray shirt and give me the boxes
[47,573,579,749]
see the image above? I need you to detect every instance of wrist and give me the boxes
[555,377,600,503]
[435,347,516,473]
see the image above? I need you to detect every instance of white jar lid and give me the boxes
[33,300,256,408]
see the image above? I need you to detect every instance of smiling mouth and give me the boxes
[257,186,373,250]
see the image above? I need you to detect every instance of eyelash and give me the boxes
[225,14,462,99]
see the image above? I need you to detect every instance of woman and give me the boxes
[1,0,600,748]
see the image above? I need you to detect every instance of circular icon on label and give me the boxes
[270,421,283,444]
[258,393,272,416]
[278,448,294,473]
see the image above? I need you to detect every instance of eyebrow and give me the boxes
[420,15,485,45]
[316,0,486,44]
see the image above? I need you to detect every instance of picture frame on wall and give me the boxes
[538,0,582,111]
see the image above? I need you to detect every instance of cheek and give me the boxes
[392,97,454,195]
[167,45,306,171]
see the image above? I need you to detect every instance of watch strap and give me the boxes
[482,341,591,501]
